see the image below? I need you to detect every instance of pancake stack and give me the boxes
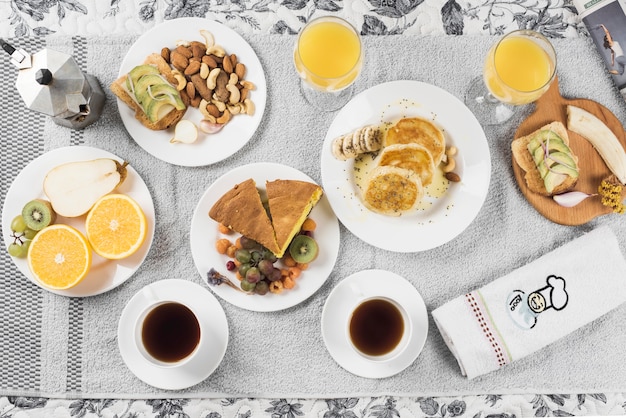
[332,117,446,216]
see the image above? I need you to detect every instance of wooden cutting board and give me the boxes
[512,76,626,226]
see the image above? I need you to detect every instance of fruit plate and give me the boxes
[320,80,491,253]
[1,146,155,297]
[117,17,267,167]
[512,76,626,225]
[190,162,340,312]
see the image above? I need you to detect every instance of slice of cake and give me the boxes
[208,179,281,254]
[266,179,323,258]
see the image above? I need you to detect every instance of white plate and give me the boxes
[190,162,340,312]
[321,269,428,379]
[320,80,491,252]
[1,146,155,297]
[117,279,228,390]
[117,17,267,167]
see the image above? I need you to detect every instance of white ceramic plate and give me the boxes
[190,162,340,312]
[1,146,155,297]
[117,17,267,167]
[117,279,228,390]
[320,80,491,252]
[321,269,428,379]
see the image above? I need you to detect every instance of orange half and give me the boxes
[85,194,148,260]
[27,224,92,290]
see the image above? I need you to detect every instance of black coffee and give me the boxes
[141,302,201,363]
[349,298,404,356]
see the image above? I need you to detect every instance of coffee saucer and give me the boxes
[118,279,228,390]
[321,270,428,379]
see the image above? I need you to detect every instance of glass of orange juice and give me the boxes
[294,16,363,111]
[465,30,557,125]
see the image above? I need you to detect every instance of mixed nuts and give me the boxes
[161,30,255,127]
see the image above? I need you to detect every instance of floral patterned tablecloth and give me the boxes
[3,1,626,418]
[4,0,585,38]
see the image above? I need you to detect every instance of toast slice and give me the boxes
[110,53,187,131]
[512,121,579,196]
[208,179,281,255]
[266,179,323,258]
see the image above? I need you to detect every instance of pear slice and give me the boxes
[43,158,129,217]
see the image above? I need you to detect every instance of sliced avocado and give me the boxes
[135,82,179,106]
[533,146,549,178]
[133,74,169,101]
[547,151,577,171]
[126,65,160,92]
[550,161,579,179]
[544,171,568,194]
[144,97,175,123]
[527,130,566,153]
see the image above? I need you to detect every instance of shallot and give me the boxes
[170,120,198,144]
[553,191,595,208]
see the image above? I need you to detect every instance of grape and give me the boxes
[250,250,263,264]
[254,280,269,295]
[268,268,282,282]
[226,260,236,271]
[10,215,27,233]
[240,236,260,250]
[262,249,277,263]
[238,262,251,277]
[245,267,261,284]
[257,259,275,276]
[8,243,26,258]
[23,228,37,240]
[235,249,251,264]
[240,279,256,292]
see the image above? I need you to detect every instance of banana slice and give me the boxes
[566,105,626,184]
[331,125,383,161]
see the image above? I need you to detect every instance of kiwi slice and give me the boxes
[22,199,56,231]
[288,235,319,264]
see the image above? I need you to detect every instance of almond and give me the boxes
[184,60,201,76]
[235,63,246,80]
[222,55,233,74]
[203,56,218,69]
[170,51,189,71]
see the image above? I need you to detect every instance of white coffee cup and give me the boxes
[346,296,411,361]
[135,300,202,368]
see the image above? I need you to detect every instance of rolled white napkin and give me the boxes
[432,226,626,379]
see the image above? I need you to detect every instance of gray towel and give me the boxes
[6,33,626,398]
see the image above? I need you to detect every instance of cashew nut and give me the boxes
[244,98,255,116]
[172,70,187,91]
[447,146,458,157]
[212,99,226,112]
[200,62,210,79]
[199,99,212,119]
[199,30,215,49]
[443,156,456,173]
[240,80,256,90]
[175,39,190,47]
[228,72,238,86]
[206,45,226,58]
[228,103,244,115]
[227,84,240,104]
[216,109,231,124]
[206,68,221,90]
